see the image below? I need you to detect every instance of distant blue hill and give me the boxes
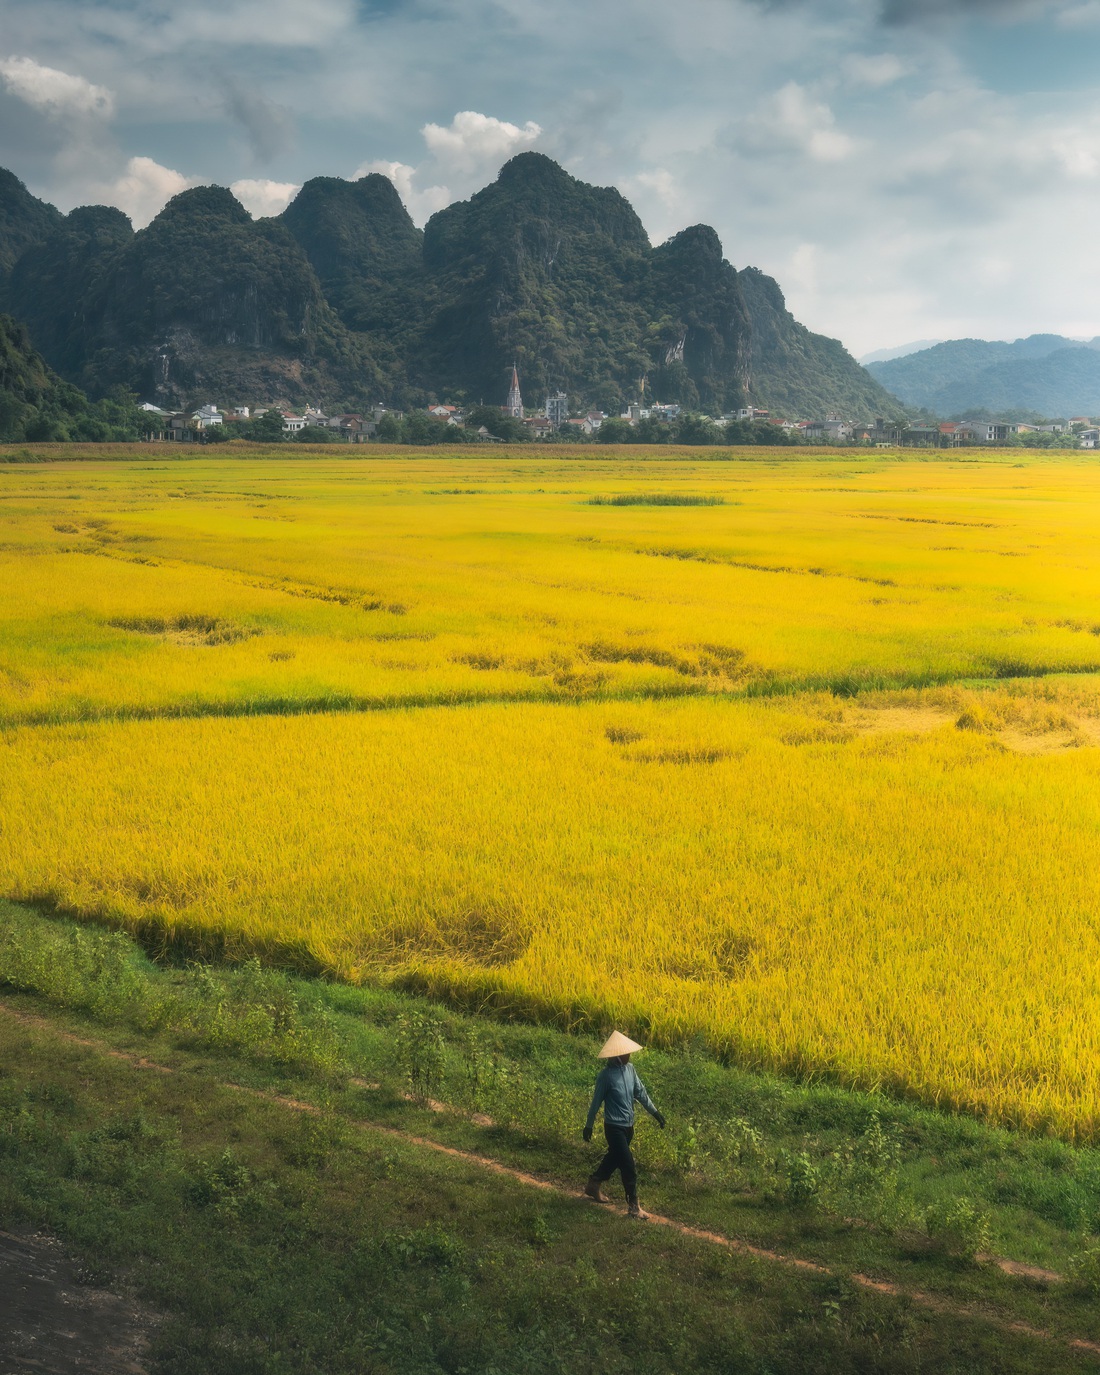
[867,335,1100,416]
[858,339,941,365]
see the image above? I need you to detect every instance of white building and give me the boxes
[967,422,1010,442]
[546,392,569,426]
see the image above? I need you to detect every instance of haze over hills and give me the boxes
[0,154,901,421]
[867,335,1100,417]
[858,340,942,366]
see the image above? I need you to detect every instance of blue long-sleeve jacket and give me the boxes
[585,1061,660,1131]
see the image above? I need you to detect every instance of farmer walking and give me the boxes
[582,1030,665,1219]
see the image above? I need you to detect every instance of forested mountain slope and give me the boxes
[0,155,902,418]
[739,268,900,420]
[0,313,142,441]
[0,169,62,284]
[867,334,1100,416]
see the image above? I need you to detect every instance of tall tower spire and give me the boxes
[505,363,524,419]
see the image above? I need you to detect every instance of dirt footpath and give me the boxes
[0,1229,155,1374]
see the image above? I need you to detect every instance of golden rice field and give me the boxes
[4,445,1100,1135]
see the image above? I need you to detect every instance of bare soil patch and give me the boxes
[0,1229,157,1374]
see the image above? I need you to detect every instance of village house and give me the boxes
[167,413,200,442]
[326,414,376,441]
[522,416,556,439]
[936,422,973,446]
[965,421,1010,443]
[191,404,223,429]
[899,425,941,448]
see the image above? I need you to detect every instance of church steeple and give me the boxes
[505,363,524,419]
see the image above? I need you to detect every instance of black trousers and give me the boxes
[593,1123,637,1195]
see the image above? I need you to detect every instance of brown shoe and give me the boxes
[584,1176,610,1203]
[627,1197,649,1220]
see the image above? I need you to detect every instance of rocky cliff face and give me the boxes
[281,173,424,337]
[7,205,133,381]
[738,268,901,420]
[65,186,383,408]
[0,154,900,418]
[417,153,656,409]
[649,224,751,413]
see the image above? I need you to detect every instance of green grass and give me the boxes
[3,899,1100,1372]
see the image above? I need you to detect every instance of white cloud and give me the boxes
[0,55,114,120]
[884,95,1100,206]
[788,243,822,297]
[99,156,198,227]
[231,178,300,217]
[354,111,543,225]
[352,159,452,225]
[633,168,678,209]
[739,82,857,163]
[421,111,542,173]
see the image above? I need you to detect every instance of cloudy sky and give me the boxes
[2,0,1100,355]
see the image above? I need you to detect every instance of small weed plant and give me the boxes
[394,1009,447,1101]
[923,1196,994,1262]
[1068,1241,1100,1296]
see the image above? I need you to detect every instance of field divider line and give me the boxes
[1,998,1096,1360]
[0,679,719,733]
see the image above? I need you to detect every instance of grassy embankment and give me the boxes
[6,898,1100,1374]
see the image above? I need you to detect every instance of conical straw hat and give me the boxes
[598,1030,644,1058]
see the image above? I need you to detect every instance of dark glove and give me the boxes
[582,1126,593,1143]
[654,1111,666,1130]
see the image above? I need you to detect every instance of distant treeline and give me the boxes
[201,409,806,448]
[588,417,803,447]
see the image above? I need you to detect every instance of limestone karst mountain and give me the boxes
[0,156,901,419]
